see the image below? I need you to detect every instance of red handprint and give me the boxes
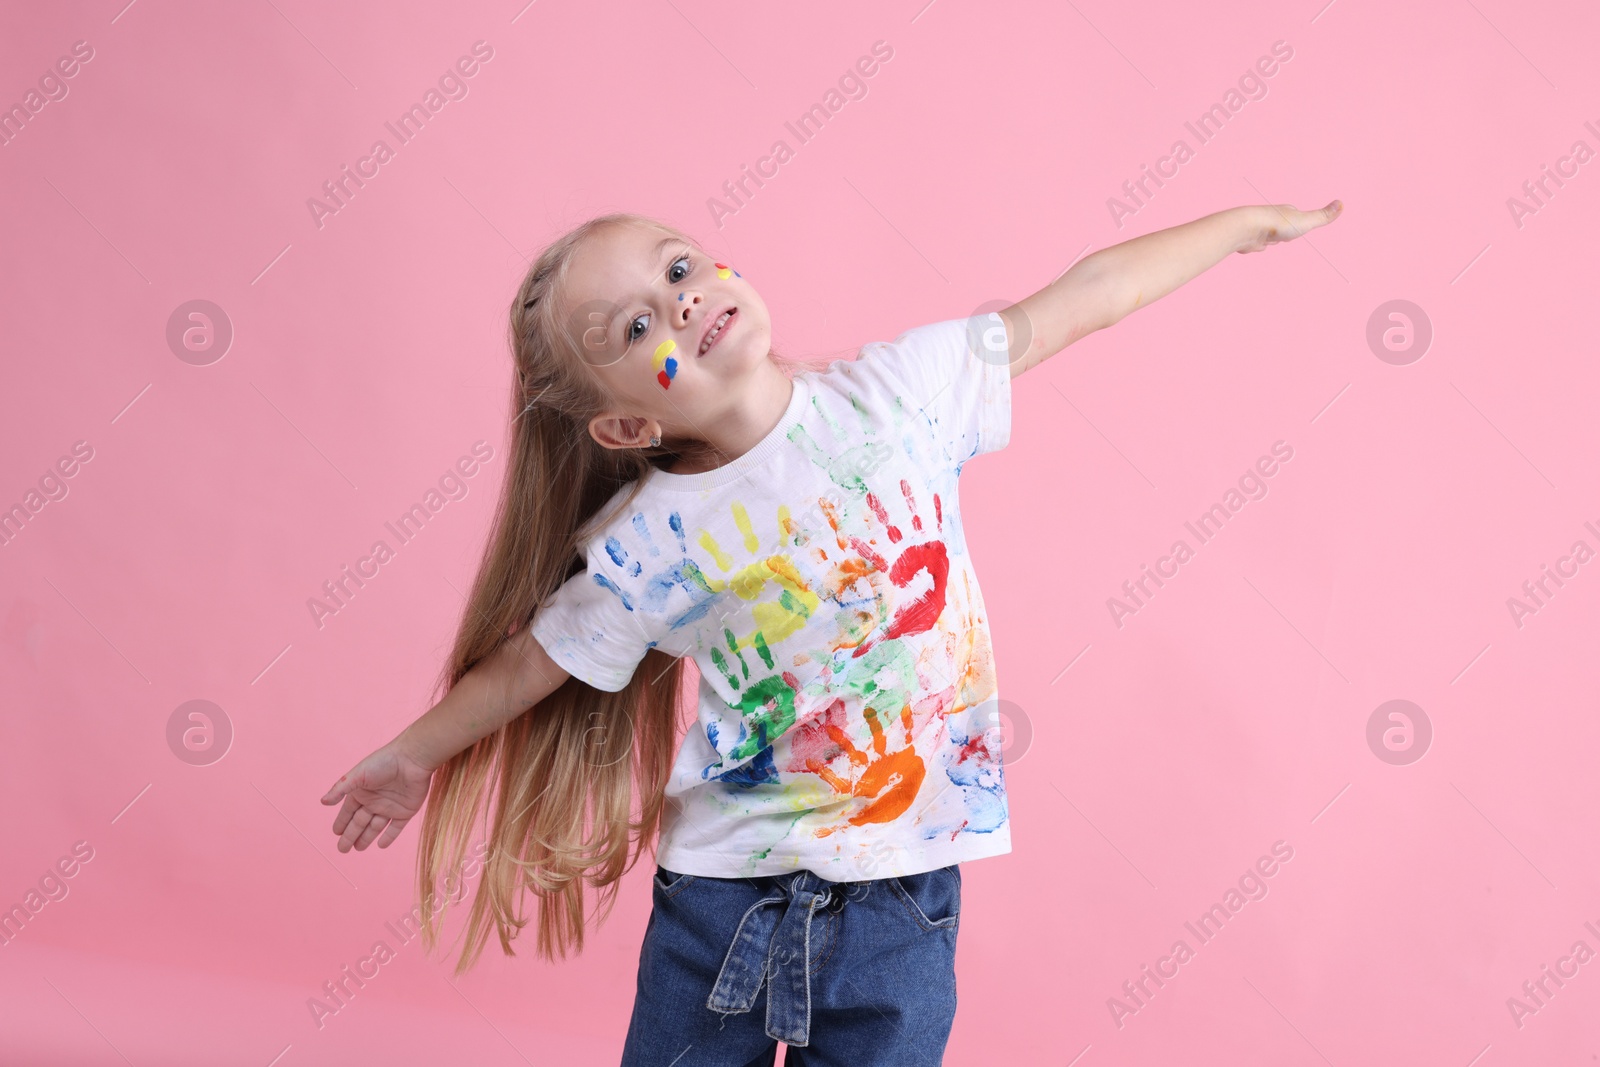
[815,479,949,658]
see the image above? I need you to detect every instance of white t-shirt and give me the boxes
[530,315,1014,882]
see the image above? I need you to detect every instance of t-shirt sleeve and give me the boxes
[856,315,1013,470]
[527,538,661,693]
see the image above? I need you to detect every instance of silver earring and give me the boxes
[649,434,661,448]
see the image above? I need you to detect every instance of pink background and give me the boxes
[4,0,1599,1063]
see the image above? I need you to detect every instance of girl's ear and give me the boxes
[587,411,655,451]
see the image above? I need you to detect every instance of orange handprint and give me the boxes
[790,694,928,832]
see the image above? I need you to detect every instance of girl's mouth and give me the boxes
[699,308,736,356]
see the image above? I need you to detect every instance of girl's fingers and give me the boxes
[1270,202,1341,243]
[354,815,390,852]
[1307,200,1342,230]
[376,817,409,849]
[321,769,360,805]
[338,806,375,853]
[329,793,359,835]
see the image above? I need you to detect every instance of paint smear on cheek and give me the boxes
[653,339,678,390]
[714,262,742,280]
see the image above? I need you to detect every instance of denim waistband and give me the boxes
[704,869,837,1046]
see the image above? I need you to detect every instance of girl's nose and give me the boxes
[677,291,701,323]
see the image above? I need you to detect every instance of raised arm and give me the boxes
[321,626,571,852]
[1000,201,1344,379]
[394,626,572,770]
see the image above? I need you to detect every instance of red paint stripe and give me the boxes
[865,491,901,543]
[901,479,922,531]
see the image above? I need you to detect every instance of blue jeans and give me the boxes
[619,863,962,1066]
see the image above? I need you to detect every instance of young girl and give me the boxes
[321,201,1342,1064]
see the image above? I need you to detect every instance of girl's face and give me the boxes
[561,223,774,450]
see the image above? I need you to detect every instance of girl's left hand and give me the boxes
[322,740,437,852]
[1236,200,1343,253]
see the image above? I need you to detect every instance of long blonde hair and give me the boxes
[414,212,824,972]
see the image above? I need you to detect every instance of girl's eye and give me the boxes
[625,253,694,347]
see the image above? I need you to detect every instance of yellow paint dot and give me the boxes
[652,339,676,369]
[717,267,732,280]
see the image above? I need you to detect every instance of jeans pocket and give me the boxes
[889,864,960,931]
[652,865,697,898]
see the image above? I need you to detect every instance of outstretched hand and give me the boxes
[1236,200,1343,253]
[321,740,437,853]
